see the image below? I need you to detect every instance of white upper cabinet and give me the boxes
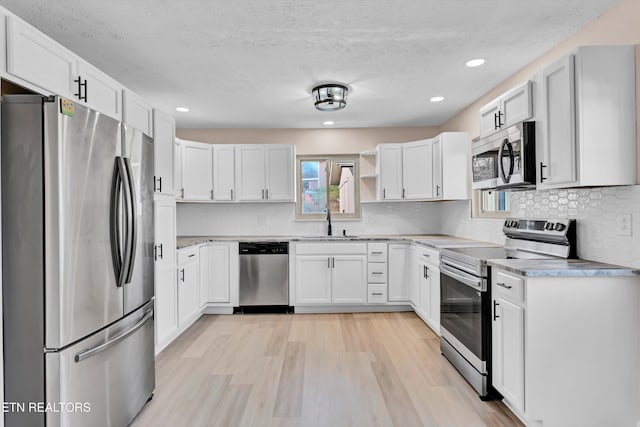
[153,109,175,196]
[539,45,636,189]
[181,140,213,201]
[123,89,153,137]
[265,145,294,201]
[479,81,532,138]
[235,145,294,202]
[213,145,236,201]
[76,59,123,120]
[5,15,76,99]
[403,140,434,200]
[6,16,124,120]
[378,144,403,200]
[433,132,470,200]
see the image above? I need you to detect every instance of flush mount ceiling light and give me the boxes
[312,83,348,111]
[430,96,445,102]
[323,120,335,126]
[176,107,190,112]
[465,58,486,68]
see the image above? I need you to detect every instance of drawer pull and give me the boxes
[188,254,196,258]
[422,253,430,257]
[497,282,512,289]
[371,272,384,275]
[371,251,384,255]
[371,292,384,296]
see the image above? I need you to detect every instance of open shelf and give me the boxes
[360,150,377,157]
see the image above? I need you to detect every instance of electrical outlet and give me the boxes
[616,213,632,236]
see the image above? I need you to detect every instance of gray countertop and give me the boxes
[487,259,640,277]
[176,234,495,250]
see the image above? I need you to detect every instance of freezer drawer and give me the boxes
[45,301,155,427]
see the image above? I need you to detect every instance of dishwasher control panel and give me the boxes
[239,242,289,255]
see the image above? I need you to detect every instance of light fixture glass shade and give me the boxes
[312,84,348,111]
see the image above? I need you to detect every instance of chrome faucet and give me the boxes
[327,209,332,236]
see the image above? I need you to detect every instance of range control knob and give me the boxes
[504,220,509,227]
[544,222,553,230]
[510,220,518,228]
[554,223,566,232]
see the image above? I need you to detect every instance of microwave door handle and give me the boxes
[498,138,514,184]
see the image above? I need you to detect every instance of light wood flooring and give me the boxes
[133,312,523,427]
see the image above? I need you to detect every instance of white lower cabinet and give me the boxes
[332,255,367,304]
[490,267,638,426]
[294,243,367,305]
[388,244,411,301]
[154,267,178,353]
[199,243,234,305]
[414,246,441,334]
[177,248,200,329]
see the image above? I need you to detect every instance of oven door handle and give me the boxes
[440,263,486,292]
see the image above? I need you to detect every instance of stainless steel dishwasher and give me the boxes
[239,242,290,311]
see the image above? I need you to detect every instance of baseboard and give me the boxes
[413,309,441,336]
[202,306,234,314]
[294,304,413,313]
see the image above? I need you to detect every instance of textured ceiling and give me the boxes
[0,0,618,128]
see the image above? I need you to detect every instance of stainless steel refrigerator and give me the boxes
[1,95,155,426]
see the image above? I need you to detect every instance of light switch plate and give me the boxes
[616,213,632,236]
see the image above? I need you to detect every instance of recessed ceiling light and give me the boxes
[176,107,190,112]
[323,120,335,126]
[465,58,485,68]
[430,96,445,102]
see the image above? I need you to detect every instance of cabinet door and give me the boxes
[295,256,332,304]
[492,297,525,413]
[123,90,153,137]
[155,267,178,349]
[181,141,213,201]
[6,16,76,99]
[502,80,532,128]
[388,244,410,301]
[236,146,266,201]
[417,261,430,314]
[378,144,403,200]
[265,145,294,201]
[541,55,577,187]
[428,265,441,334]
[178,262,200,328]
[153,109,175,196]
[207,245,231,303]
[213,145,236,201]
[479,98,501,138]
[199,246,210,308]
[154,199,176,269]
[403,140,433,200]
[174,139,182,198]
[77,60,123,120]
[332,255,367,304]
[432,137,443,199]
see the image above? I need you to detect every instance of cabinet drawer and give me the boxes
[416,246,439,265]
[492,270,524,303]
[367,243,388,262]
[367,263,387,283]
[177,246,199,265]
[368,284,387,303]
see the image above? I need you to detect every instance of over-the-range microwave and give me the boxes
[471,121,536,191]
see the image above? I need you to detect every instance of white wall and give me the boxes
[176,201,442,237]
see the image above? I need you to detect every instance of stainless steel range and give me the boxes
[439,218,576,399]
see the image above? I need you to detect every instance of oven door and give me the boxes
[440,263,489,373]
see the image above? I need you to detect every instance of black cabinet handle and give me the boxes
[540,162,547,182]
[154,176,162,193]
[159,243,163,260]
[494,112,498,130]
[383,188,386,199]
[497,111,504,127]
[493,300,500,321]
[180,269,185,282]
[74,76,88,102]
[425,266,430,278]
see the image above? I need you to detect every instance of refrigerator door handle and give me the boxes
[123,157,137,284]
[74,307,153,363]
[110,158,125,287]
[118,157,133,287]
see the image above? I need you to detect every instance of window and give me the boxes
[473,189,511,218]
[297,156,360,220]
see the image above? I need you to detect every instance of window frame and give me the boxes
[472,189,511,219]
[296,154,361,221]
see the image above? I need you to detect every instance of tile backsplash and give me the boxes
[177,185,640,268]
[176,202,442,237]
[440,185,640,268]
